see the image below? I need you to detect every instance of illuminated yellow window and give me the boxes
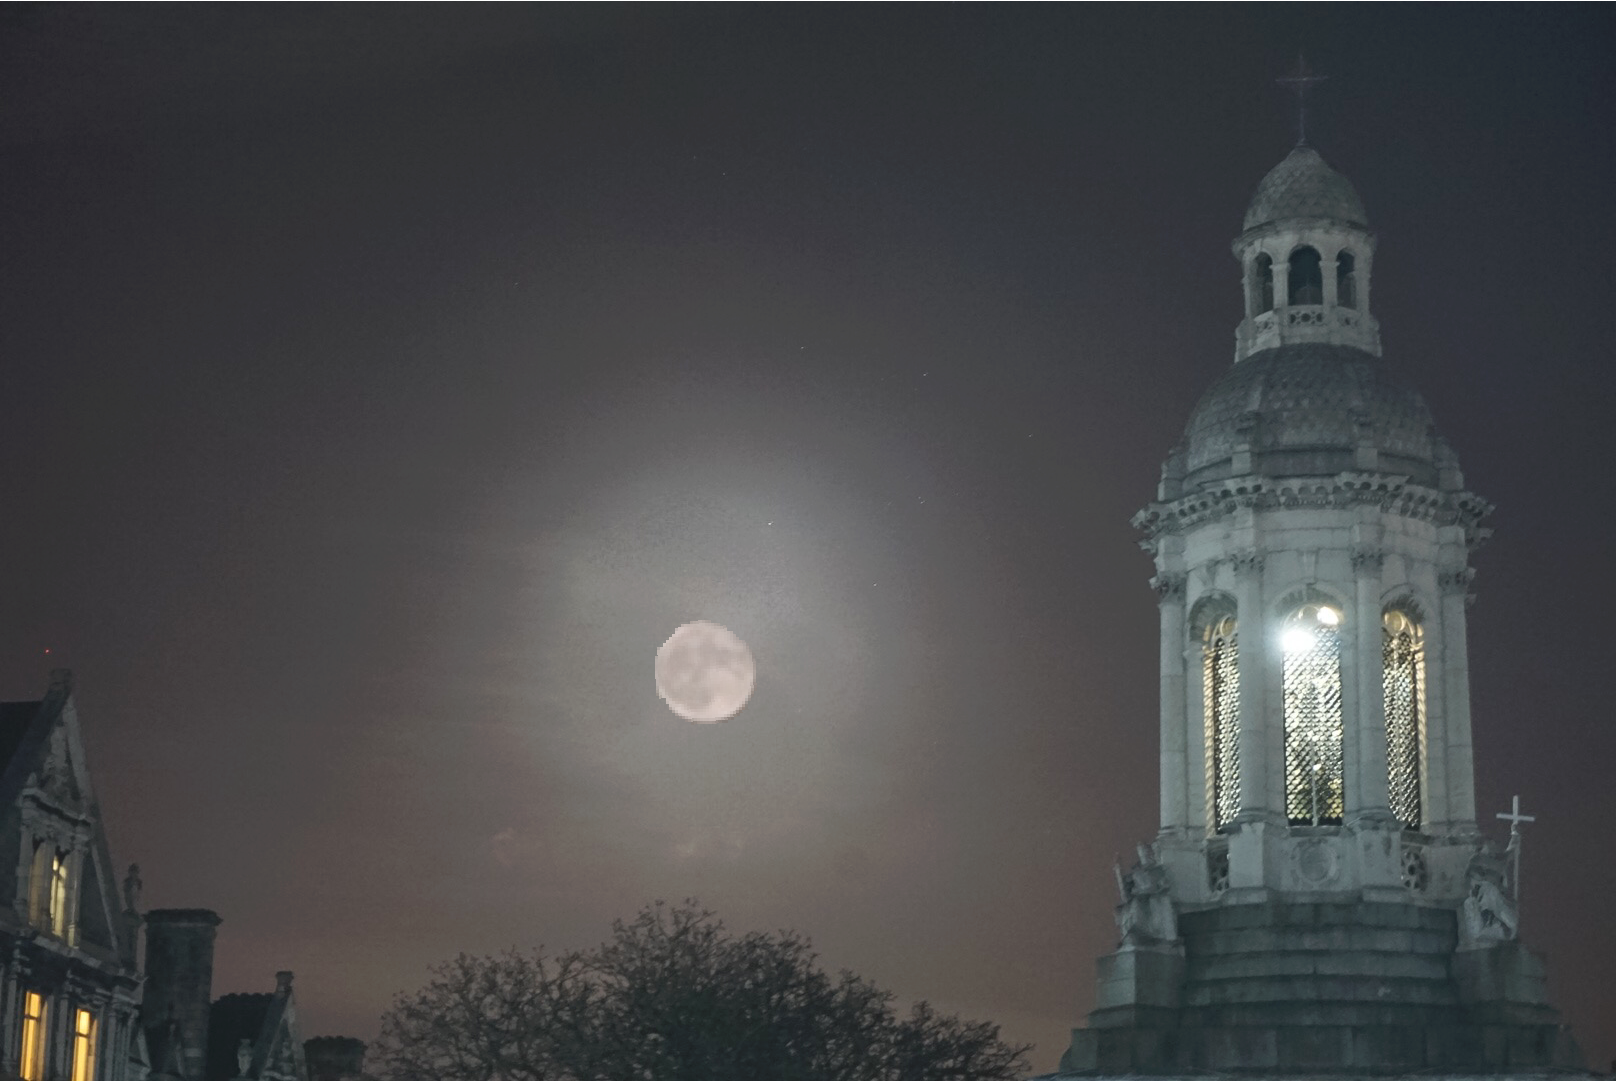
[20,991,47,1082]
[49,851,70,937]
[72,1008,97,1082]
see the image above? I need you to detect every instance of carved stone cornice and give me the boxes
[1134,473,1493,541]
[1151,574,1188,603]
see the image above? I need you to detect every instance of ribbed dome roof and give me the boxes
[1182,345,1438,485]
[1243,146,1368,230]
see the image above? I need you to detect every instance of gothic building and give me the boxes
[0,672,322,1079]
[0,670,143,1080]
[1058,144,1586,1075]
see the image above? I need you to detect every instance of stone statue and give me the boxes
[1459,849,1517,948]
[122,863,142,915]
[1115,843,1178,946]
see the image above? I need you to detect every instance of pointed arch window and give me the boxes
[1282,602,1344,824]
[1336,250,1358,309]
[1383,609,1425,828]
[1288,246,1323,305]
[1200,607,1241,830]
[1252,254,1274,314]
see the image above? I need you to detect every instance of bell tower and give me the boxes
[1057,136,1585,1076]
[1143,142,1484,900]
[1233,146,1382,362]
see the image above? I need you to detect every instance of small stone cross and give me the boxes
[1495,794,1535,907]
[1276,53,1327,147]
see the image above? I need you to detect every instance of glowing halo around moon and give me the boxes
[655,620,756,723]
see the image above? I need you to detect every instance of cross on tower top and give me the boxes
[1496,794,1536,909]
[1276,53,1327,147]
[1496,793,1535,834]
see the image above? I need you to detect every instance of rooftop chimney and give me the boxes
[143,909,222,1080]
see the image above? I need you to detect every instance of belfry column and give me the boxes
[1232,551,1270,820]
[1351,547,1393,822]
[1155,572,1189,835]
[1439,567,1479,832]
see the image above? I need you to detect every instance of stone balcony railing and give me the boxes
[1237,305,1381,361]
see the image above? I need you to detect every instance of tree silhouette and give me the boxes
[377,901,1031,1080]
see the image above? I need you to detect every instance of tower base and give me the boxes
[1057,899,1587,1077]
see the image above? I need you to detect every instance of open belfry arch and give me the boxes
[1058,101,1586,1076]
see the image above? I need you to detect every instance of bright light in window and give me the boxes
[72,1008,97,1082]
[1316,606,1340,626]
[1283,626,1316,653]
[21,991,46,1082]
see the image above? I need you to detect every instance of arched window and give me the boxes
[1336,250,1357,309]
[1282,601,1343,825]
[1288,246,1323,305]
[1383,609,1425,828]
[1252,254,1274,314]
[1200,608,1240,829]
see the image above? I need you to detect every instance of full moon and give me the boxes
[655,620,756,723]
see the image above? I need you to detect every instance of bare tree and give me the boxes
[377,901,1031,1080]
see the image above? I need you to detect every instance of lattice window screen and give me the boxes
[1383,610,1425,829]
[1283,606,1344,824]
[1204,615,1241,829]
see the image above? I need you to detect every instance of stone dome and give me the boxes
[1181,344,1439,486]
[1243,146,1367,230]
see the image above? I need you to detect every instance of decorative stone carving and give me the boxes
[1231,551,1265,576]
[1293,837,1340,886]
[1136,474,1493,540]
[1206,845,1230,895]
[1351,547,1385,574]
[1114,843,1178,946]
[1459,849,1517,948]
[1439,568,1476,594]
[1151,574,1187,602]
[1400,844,1428,892]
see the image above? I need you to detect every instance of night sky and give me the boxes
[3,6,1613,1073]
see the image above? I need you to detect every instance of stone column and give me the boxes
[1232,552,1271,820]
[66,829,90,948]
[1155,573,1189,835]
[1440,568,1479,831]
[1352,548,1393,821]
[1422,579,1452,831]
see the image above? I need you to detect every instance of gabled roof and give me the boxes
[0,670,137,964]
[208,974,307,1080]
